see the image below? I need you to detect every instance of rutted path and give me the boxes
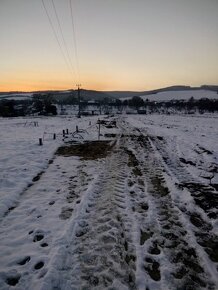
[39,133,139,290]
[65,139,137,289]
[44,121,218,289]
[123,123,218,289]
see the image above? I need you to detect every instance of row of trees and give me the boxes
[0,94,57,117]
[159,98,218,113]
[112,96,218,113]
[116,96,218,112]
[1,94,218,117]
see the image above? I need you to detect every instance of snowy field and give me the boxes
[128,114,218,185]
[121,89,218,101]
[0,93,33,101]
[0,116,101,218]
[0,114,217,290]
[141,89,218,101]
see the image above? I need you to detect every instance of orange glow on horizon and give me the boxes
[0,81,151,93]
[1,69,217,93]
[0,80,201,93]
[0,73,151,92]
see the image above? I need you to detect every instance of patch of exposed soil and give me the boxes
[124,148,142,176]
[97,119,117,128]
[180,182,218,218]
[56,140,114,160]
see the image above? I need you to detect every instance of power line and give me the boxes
[41,0,74,78]
[69,0,81,83]
[51,0,76,78]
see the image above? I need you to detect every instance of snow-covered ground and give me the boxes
[0,114,217,290]
[142,89,218,101]
[128,114,218,184]
[0,116,100,218]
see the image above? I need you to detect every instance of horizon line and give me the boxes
[1,84,218,94]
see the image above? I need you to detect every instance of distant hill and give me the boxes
[0,89,114,102]
[140,85,195,96]
[139,89,218,102]
[79,89,114,101]
[200,85,218,91]
[0,85,217,101]
[105,85,218,99]
[104,91,142,99]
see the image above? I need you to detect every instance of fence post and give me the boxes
[66,129,69,134]
[39,138,43,146]
[98,121,101,140]
[63,130,65,137]
[53,133,56,140]
[76,125,78,133]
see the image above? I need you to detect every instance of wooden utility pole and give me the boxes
[76,84,81,118]
[98,120,101,140]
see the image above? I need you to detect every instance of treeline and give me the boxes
[0,94,57,117]
[158,97,218,113]
[117,96,218,114]
[0,94,218,117]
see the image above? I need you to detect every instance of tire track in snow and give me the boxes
[132,132,217,289]
[64,138,137,289]
[146,134,218,284]
[42,134,137,290]
[150,135,218,221]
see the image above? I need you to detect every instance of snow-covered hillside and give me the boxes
[0,93,33,101]
[141,89,218,101]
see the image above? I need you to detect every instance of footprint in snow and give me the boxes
[40,242,48,247]
[17,256,31,265]
[6,275,21,286]
[34,261,44,270]
[76,227,89,237]
[32,231,44,242]
[144,258,161,281]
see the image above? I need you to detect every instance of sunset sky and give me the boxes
[1,0,218,92]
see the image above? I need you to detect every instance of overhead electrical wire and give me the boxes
[51,0,76,79]
[69,0,81,83]
[41,0,74,79]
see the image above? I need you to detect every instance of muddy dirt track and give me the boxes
[0,117,217,290]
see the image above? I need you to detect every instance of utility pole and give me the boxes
[76,84,81,118]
